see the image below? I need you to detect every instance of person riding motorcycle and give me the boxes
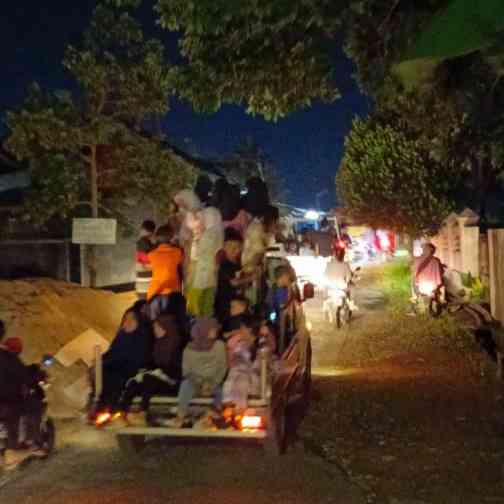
[324,248,357,314]
[325,247,352,290]
[0,324,45,465]
[412,243,445,301]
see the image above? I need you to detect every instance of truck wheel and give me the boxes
[117,434,146,456]
[264,401,286,456]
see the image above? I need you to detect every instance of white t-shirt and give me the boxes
[325,260,352,289]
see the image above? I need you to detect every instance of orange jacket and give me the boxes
[147,244,183,300]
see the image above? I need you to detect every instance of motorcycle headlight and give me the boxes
[418,280,435,296]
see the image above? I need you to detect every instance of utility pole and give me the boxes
[88,145,99,288]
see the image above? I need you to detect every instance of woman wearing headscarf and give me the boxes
[241,205,280,306]
[172,189,202,248]
[95,308,154,412]
[171,189,202,280]
[185,207,224,317]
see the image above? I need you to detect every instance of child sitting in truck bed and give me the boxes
[165,318,227,428]
[222,315,261,413]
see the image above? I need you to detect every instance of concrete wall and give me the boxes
[80,235,136,288]
[488,230,504,323]
[0,240,71,281]
[431,209,480,277]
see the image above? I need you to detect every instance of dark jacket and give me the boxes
[103,324,154,377]
[0,347,30,403]
[153,319,183,382]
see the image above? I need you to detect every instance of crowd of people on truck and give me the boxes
[0,171,447,465]
[93,176,303,429]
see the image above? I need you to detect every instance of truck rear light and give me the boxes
[240,415,263,430]
[95,411,112,427]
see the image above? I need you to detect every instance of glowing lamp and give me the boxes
[304,210,320,221]
[95,412,112,427]
[379,236,390,250]
[418,280,435,296]
[240,415,263,430]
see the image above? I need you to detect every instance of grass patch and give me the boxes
[379,259,412,310]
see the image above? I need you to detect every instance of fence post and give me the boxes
[488,230,504,324]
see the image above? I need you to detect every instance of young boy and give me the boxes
[136,220,156,299]
[147,224,184,319]
[214,234,255,322]
[267,265,293,317]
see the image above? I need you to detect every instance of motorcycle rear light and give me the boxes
[240,415,263,430]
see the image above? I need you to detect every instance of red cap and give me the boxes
[4,337,23,354]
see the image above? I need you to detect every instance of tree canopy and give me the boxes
[6,3,193,228]
[337,117,459,237]
[112,0,342,120]
[343,0,504,224]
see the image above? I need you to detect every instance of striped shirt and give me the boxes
[136,237,154,297]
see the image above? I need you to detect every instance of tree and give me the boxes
[336,117,460,238]
[153,0,343,120]
[225,137,287,203]
[6,3,193,285]
[345,1,504,222]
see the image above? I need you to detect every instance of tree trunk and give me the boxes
[88,146,99,288]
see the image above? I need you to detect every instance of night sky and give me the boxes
[1,1,369,209]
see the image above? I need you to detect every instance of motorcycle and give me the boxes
[0,354,56,470]
[412,280,446,317]
[324,267,360,329]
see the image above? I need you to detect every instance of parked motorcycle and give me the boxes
[0,355,56,470]
[412,280,445,317]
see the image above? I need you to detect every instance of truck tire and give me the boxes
[264,401,286,456]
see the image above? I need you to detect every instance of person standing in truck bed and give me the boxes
[136,220,156,299]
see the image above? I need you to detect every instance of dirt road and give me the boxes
[304,266,504,504]
[4,265,503,504]
[1,293,367,504]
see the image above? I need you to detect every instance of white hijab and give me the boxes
[174,189,201,213]
[190,207,224,289]
[174,189,202,246]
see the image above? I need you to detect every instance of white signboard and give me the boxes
[72,218,117,245]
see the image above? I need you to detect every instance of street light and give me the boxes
[305,210,320,221]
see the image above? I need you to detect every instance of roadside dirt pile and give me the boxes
[0,279,134,417]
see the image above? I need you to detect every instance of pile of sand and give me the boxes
[0,279,135,417]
